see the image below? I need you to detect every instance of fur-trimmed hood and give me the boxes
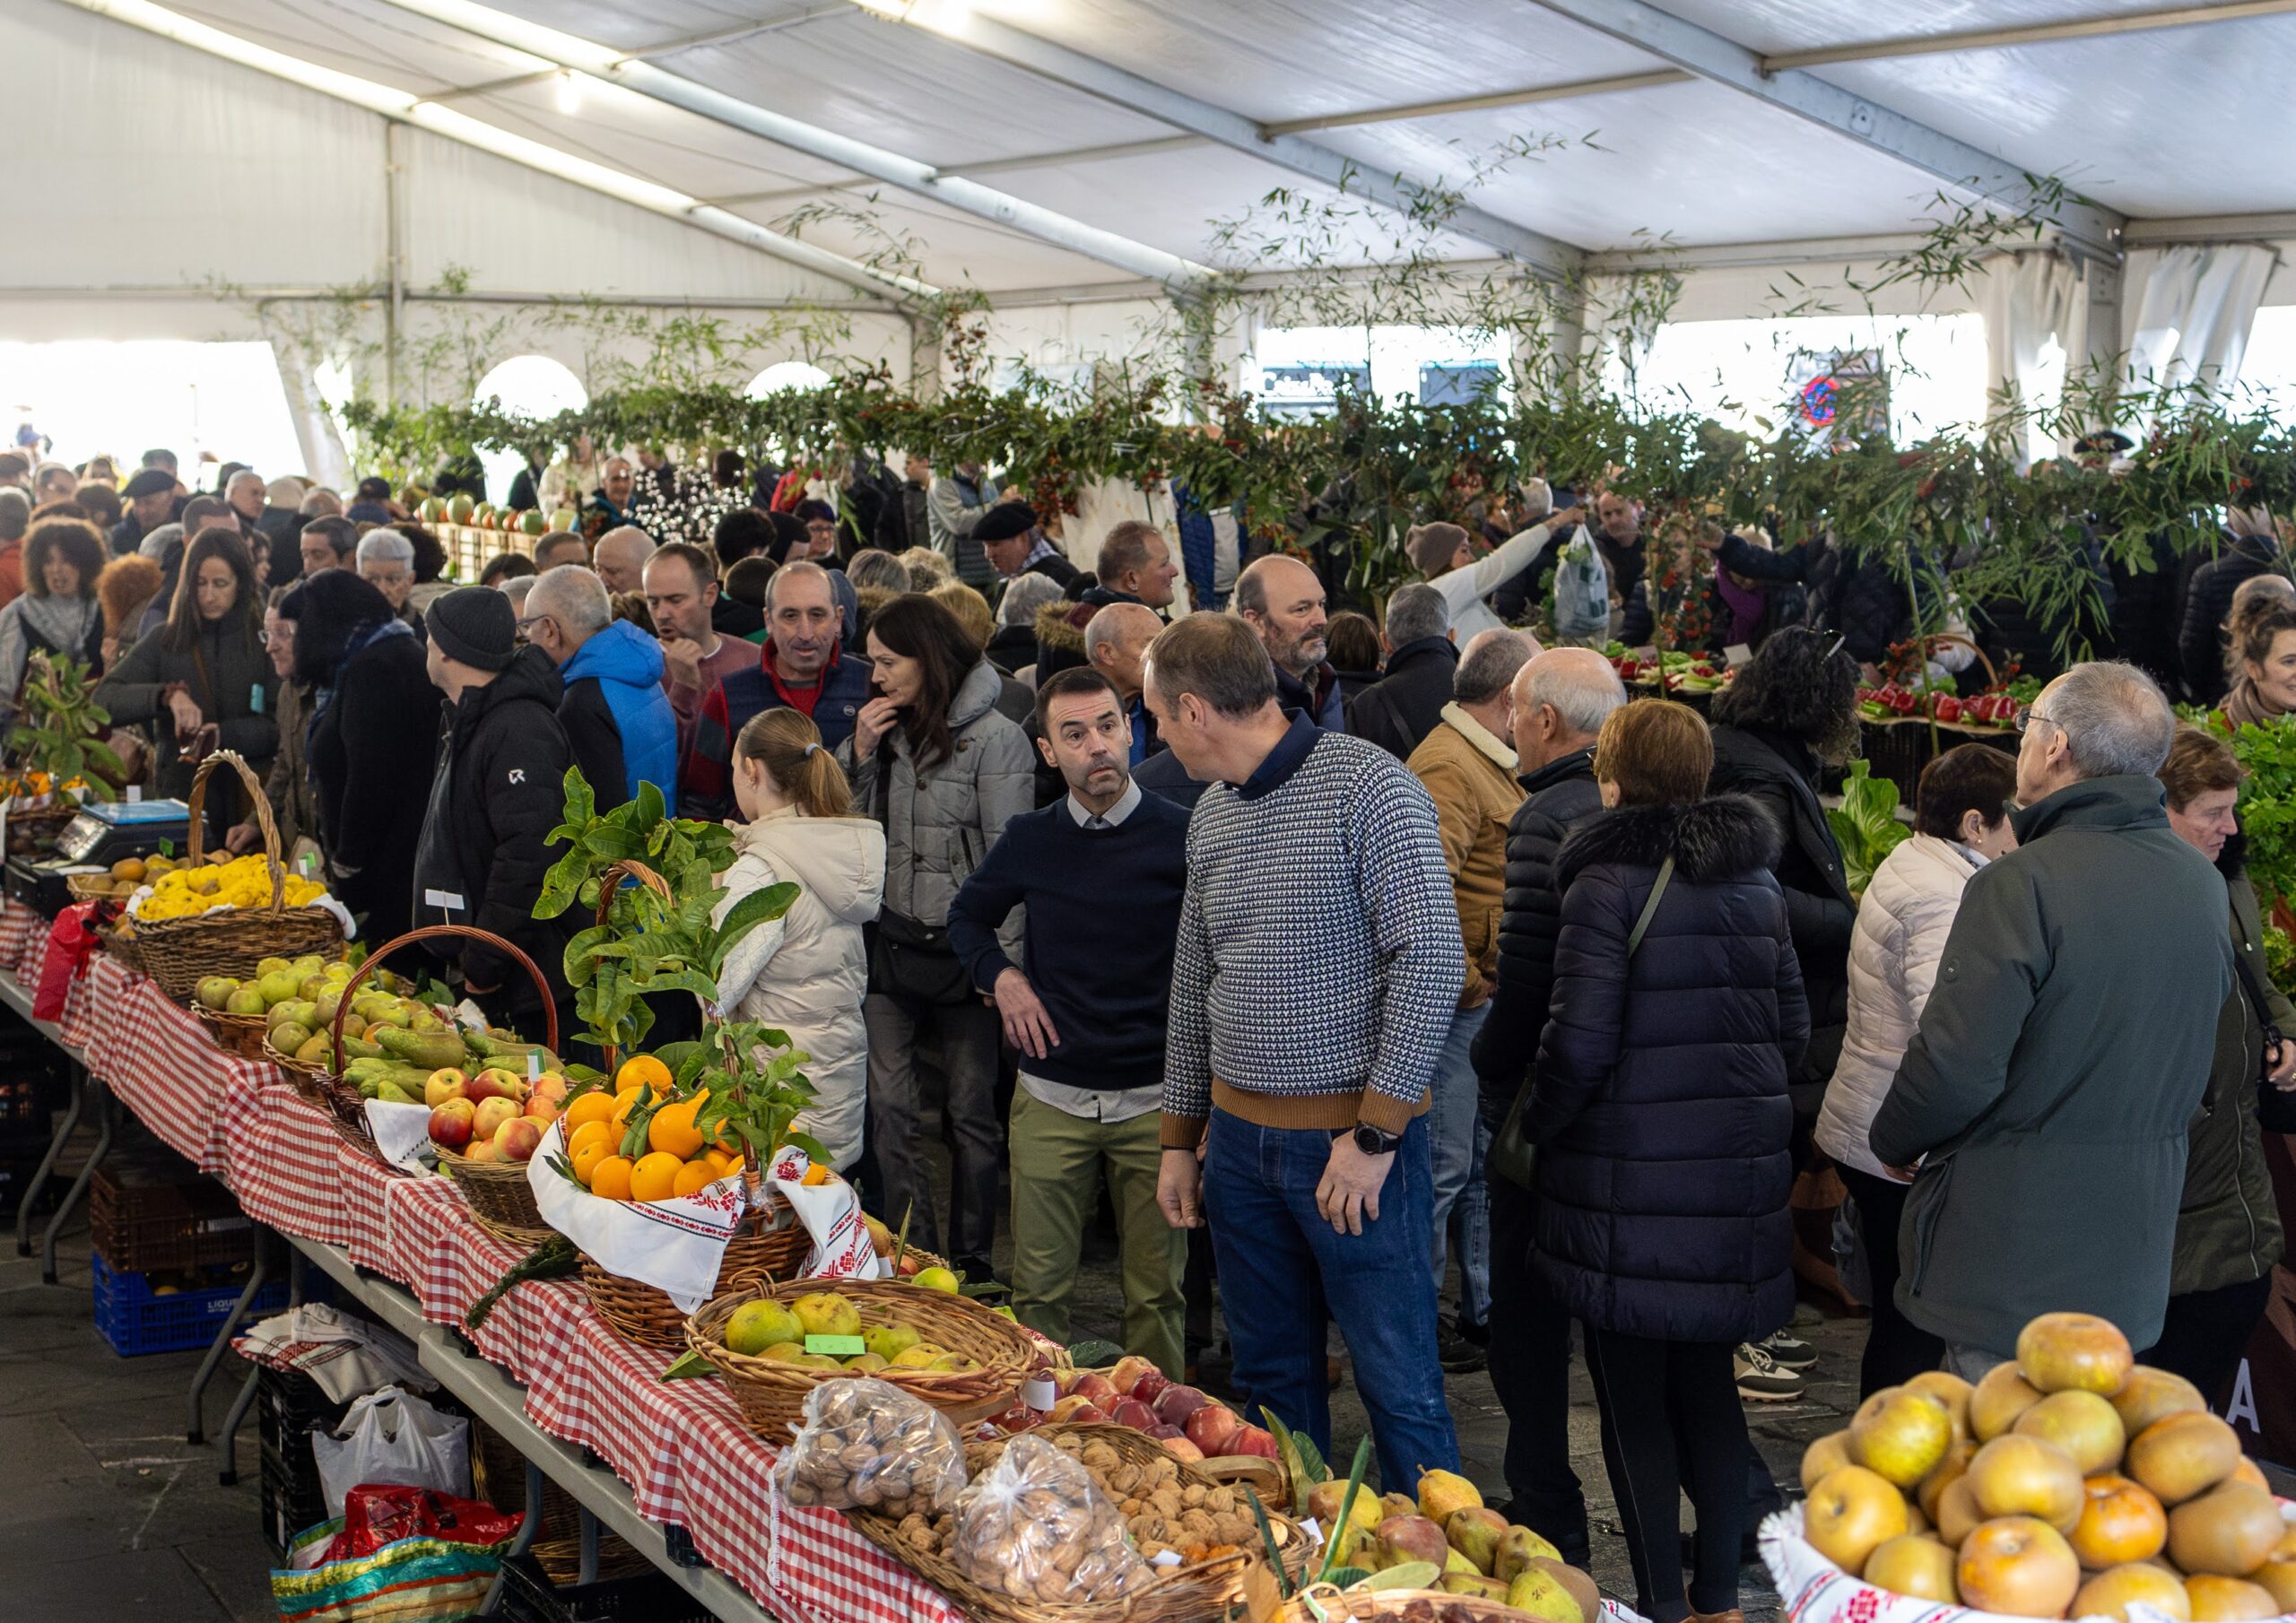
[1556,794,1782,887]
[1035,597,1089,654]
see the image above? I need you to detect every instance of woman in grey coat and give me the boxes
[840,594,1032,1279]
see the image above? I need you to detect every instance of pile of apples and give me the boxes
[1800,1310,2288,1620]
[425,1065,565,1165]
[1017,1358,1281,1462]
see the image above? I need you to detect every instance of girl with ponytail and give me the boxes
[711,707,885,1170]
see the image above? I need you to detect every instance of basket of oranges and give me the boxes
[547,1052,810,1346]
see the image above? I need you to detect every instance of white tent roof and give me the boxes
[16,0,2296,315]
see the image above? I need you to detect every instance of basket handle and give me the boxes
[1920,632,1999,690]
[329,924,561,1076]
[588,858,675,1075]
[183,750,284,911]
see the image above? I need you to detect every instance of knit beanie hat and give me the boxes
[1406,522,1469,578]
[972,502,1038,544]
[427,585,517,672]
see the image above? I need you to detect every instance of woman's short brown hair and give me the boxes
[1593,699,1712,807]
[2159,724,2244,812]
[929,581,994,650]
[1914,742,2020,839]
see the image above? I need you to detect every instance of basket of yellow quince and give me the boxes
[117,752,345,1002]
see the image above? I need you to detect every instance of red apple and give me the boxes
[424,1067,469,1107]
[1145,1423,1183,1440]
[1130,1370,1171,1407]
[1185,1403,1243,1454]
[1070,1372,1118,1404]
[1067,1403,1107,1425]
[427,1097,474,1150]
[493,1116,543,1162]
[1231,1425,1279,1460]
[1048,1394,1099,1421]
[472,1096,518,1141]
[1107,1356,1158,1395]
[1152,1384,1210,1427]
[464,1070,509,1105]
[524,1094,561,1124]
[1108,1398,1157,1432]
[1161,1436,1205,1462]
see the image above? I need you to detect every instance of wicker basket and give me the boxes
[581,1222,812,1347]
[66,871,128,905]
[96,918,145,976]
[194,1007,272,1061]
[851,1424,1309,1623]
[10,803,82,852]
[126,753,343,1002]
[1270,1589,1535,1621]
[436,1147,556,1247]
[686,1278,1035,1436]
[319,925,561,1180]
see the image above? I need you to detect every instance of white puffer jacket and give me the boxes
[712,809,886,1171]
[1814,833,1983,1177]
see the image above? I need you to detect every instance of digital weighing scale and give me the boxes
[4,798,195,918]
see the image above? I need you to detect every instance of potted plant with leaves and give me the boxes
[4,653,128,855]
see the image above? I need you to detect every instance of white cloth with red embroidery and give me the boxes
[525,1120,753,1311]
[764,1145,883,1280]
[1761,1505,2087,1623]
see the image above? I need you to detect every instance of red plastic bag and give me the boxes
[325,1486,522,1562]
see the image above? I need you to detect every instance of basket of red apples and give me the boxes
[1018,1358,1282,1470]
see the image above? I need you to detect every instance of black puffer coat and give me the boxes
[1345,636,1458,761]
[1527,794,1808,1343]
[1707,722,1854,1109]
[1471,745,1602,1124]
[2179,532,2278,706]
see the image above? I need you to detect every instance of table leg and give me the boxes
[15,1059,85,1257]
[215,1362,260,1485]
[187,1233,268,1445]
[579,1505,600,1584]
[41,1072,111,1284]
[477,1461,546,1616]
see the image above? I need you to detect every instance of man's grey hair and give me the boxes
[1518,477,1552,521]
[847,550,912,596]
[226,469,265,497]
[298,487,342,518]
[356,528,414,568]
[139,522,185,561]
[1454,628,1535,707]
[530,563,613,636]
[2049,660,2176,779]
[1517,647,1629,738]
[500,575,538,614]
[1384,581,1450,647]
[999,571,1065,629]
[1084,600,1160,658]
[595,524,656,562]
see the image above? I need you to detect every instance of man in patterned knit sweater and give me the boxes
[1145,612,1465,1485]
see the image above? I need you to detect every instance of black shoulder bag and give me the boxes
[865,735,978,1008]
[1487,855,1674,1191]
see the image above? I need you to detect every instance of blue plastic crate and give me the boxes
[90,1251,290,1357]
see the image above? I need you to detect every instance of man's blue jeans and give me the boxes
[1427,1002,1492,1326]
[1201,1107,1459,1488]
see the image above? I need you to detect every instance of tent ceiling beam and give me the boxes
[619,4,846,62]
[48,0,936,304]
[1763,0,2296,72]
[0,284,899,310]
[366,0,1222,295]
[845,2,1587,283]
[1518,0,2126,259]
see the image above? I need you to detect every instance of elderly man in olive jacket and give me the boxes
[1870,661,2233,1370]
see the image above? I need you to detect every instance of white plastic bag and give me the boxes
[948,1432,1155,1605]
[1552,534,1613,640]
[311,1384,471,1518]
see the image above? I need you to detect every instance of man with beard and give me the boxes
[1235,554,1343,730]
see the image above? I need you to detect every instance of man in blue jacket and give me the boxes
[522,564,677,810]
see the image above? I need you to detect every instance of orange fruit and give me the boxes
[570,1141,612,1186]
[801,1163,831,1186]
[564,1091,617,1130]
[611,1091,639,1129]
[673,1159,719,1197]
[630,1150,684,1202]
[703,1147,735,1175]
[568,1120,614,1158]
[648,1091,709,1159]
[588,1156,635,1201]
[616,1054,672,1097]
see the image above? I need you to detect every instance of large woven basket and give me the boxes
[194,1007,271,1061]
[581,1222,811,1347]
[1269,1589,1535,1621]
[323,926,560,1193]
[126,753,343,1002]
[851,1424,1309,1623]
[686,1278,1034,1436]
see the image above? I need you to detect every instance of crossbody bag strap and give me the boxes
[1624,855,1675,957]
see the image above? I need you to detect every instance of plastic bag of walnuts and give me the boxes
[769,1378,967,1516]
[947,1433,1157,1604]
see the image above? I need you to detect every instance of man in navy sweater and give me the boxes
[947,667,1192,1376]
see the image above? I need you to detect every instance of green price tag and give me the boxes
[805,1335,865,1357]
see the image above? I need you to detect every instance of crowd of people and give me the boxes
[5,438,2291,1623]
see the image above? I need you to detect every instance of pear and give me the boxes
[726,1299,804,1358]
[1442,1573,1512,1600]
[863,1324,921,1362]
[1418,1467,1483,1525]
[1508,1561,1588,1623]
[1446,1506,1509,1575]
[1493,1523,1562,1584]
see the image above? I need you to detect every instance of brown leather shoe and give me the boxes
[1690,1608,1744,1623]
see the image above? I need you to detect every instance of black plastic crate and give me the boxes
[492,1555,717,1623]
[257,1442,331,1558]
[255,1366,354,1470]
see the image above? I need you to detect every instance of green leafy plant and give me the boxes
[7,653,127,801]
[2231,716,2296,912]
[1827,759,1913,898]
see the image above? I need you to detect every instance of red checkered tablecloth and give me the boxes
[5,936,967,1623]
[0,898,38,970]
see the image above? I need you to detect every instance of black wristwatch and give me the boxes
[1350,1122,1403,1157]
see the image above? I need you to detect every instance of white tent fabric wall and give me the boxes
[271,337,355,490]
[2122,243,2281,396]
[1978,250,2087,468]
